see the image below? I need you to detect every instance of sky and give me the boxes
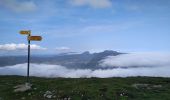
[0,0,170,55]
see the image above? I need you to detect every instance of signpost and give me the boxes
[20,30,31,35]
[19,30,42,83]
[28,36,42,41]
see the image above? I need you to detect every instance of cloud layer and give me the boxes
[0,0,112,13]
[0,0,37,12]
[55,47,71,53]
[0,53,170,78]
[70,0,112,8]
[0,43,46,51]
[0,63,170,78]
[100,53,170,68]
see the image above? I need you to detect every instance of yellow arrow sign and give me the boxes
[20,30,31,35]
[28,36,42,41]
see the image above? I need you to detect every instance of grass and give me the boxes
[0,75,170,100]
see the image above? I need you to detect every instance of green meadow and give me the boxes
[0,76,170,100]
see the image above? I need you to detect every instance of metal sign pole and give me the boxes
[19,30,42,83]
[27,33,31,83]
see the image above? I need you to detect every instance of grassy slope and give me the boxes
[0,76,170,100]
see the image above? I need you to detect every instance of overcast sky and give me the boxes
[0,0,170,55]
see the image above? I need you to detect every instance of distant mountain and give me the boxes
[0,50,123,69]
[86,50,122,69]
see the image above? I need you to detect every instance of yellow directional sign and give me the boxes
[20,30,31,35]
[19,30,42,83]
[28,36,42,41]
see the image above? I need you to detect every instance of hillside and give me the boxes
[0,76,170,100]
[0,50,122,69]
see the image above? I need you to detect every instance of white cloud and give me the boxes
[0,63,170,78]
[70,0,112,8]
[55,47,71,53]
[0,63,92,78]
[100,53,170,68]
[0,43,46,51]
[0,0,37,12]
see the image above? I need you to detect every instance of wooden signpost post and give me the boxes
[19,30,42,83]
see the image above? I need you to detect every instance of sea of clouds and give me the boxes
[0,53,170,78]
[100,52,170,68]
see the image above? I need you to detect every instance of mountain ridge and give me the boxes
[0,50,123,68]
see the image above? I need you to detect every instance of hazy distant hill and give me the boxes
[0,50,123,69]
